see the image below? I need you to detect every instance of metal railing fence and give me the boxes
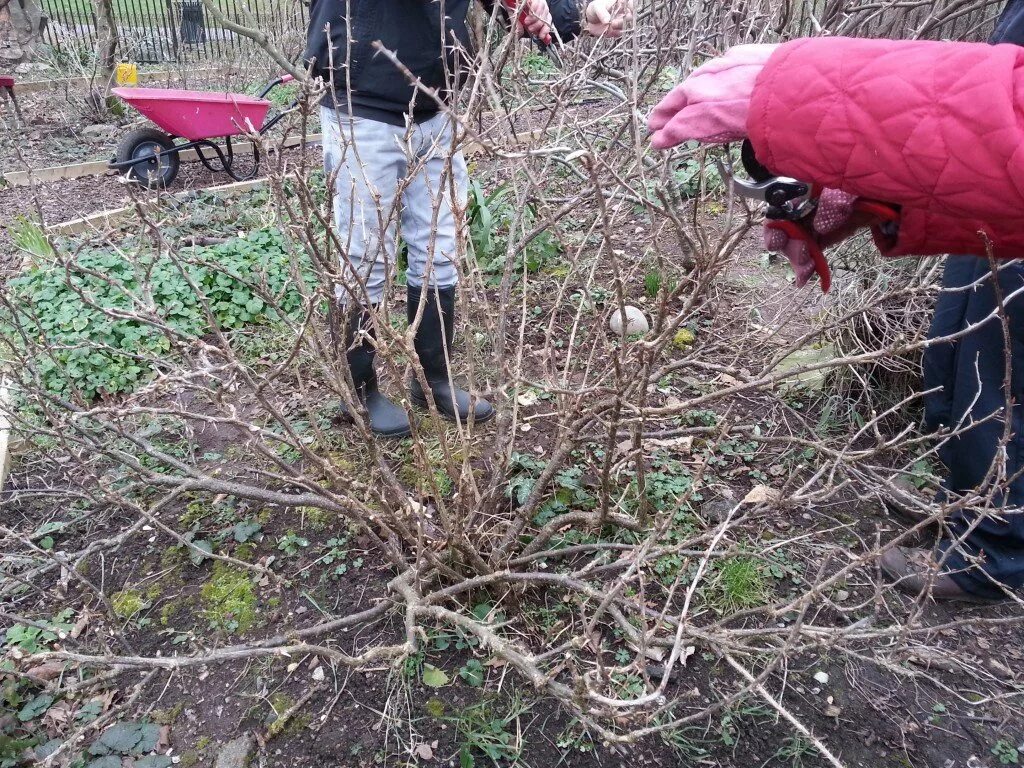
[38,0,307,64]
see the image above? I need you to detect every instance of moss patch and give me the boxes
[301,506,334,531]
[159,601,181,626]
[145,583,164,602]
[267,693,311,738]
[673,328,696,349]
[179,499,214,528]
[200,562,258,633]
[152,702,185,725]
[160,544,187,571]
[397,439,455,498]
[111,589,145,620]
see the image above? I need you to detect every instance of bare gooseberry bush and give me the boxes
[1,1,1019,763]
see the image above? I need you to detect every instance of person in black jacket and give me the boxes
[306,0,633,436]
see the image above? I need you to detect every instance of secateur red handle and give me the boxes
[854,199,900,223]
[502,0,552,45]
[766,199,901,294]
[767,219,833,294]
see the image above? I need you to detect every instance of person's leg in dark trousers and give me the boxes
[883,256,1024,600]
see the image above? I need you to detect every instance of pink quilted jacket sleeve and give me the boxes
[748,37,1024,258]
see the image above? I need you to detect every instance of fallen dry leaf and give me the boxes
[43,704,71,729]
[516,390,539,407]
[742,485,780,505]
[70,612,91,639]
[26,662,65,682]
[647,436,694,453]
[413,743,434,760]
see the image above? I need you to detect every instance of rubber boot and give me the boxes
[407,286,494,424]
[340,306,412,438]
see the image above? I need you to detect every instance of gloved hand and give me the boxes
[514,0,552,42]
[584,0,634,37]
[764,188,876,287]
[648,44,777,148]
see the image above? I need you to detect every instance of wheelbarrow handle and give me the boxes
[258,74,295,99]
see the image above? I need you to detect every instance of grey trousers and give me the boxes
[321,106,467,305]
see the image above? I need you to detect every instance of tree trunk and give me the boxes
[89,0,119,117]
[1,0,46,64]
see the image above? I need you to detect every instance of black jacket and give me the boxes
[305,0,581,125]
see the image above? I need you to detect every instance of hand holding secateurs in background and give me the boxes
[647,44,900,293]
[506,0,554,43]
[503,0,634,44]
[584,0,634,37]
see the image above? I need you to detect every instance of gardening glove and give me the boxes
[764,189,867,288]
[584,0,634,37]
[513,0,553,42]
[648,44,777,148]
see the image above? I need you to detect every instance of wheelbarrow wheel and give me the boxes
[115,127,180,188]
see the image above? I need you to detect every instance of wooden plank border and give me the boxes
[4,160,111,186]
[3,134,323,187]
[44,129,540,236]
[14,66,234,95]
[0,378,11,493]
[47,176,273,235]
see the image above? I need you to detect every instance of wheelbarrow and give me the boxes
[109,74,294,188]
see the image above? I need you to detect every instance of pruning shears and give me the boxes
[501,0,562,67]
[717,139,900,294]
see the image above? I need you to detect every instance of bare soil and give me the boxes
[1,81,1022,768]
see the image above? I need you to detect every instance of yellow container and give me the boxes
[115,62,138,86]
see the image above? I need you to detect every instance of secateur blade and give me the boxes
[716,146,812,212]
[717,141,833,294]
[714,140,772,189]
[539,39,563,68]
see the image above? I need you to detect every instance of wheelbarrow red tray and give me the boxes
[112,87,271,141]
[108,75,293,188]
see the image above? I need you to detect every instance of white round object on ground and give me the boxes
[609,306,650,336]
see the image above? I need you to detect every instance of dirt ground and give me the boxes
[5,231,1022,768]
[2,70,1023,768]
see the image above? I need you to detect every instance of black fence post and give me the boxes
[179,0,206,45]
[165,0,181,61]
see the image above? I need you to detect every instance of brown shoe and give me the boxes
[882,488,940,529]
[879,546,1000,603]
